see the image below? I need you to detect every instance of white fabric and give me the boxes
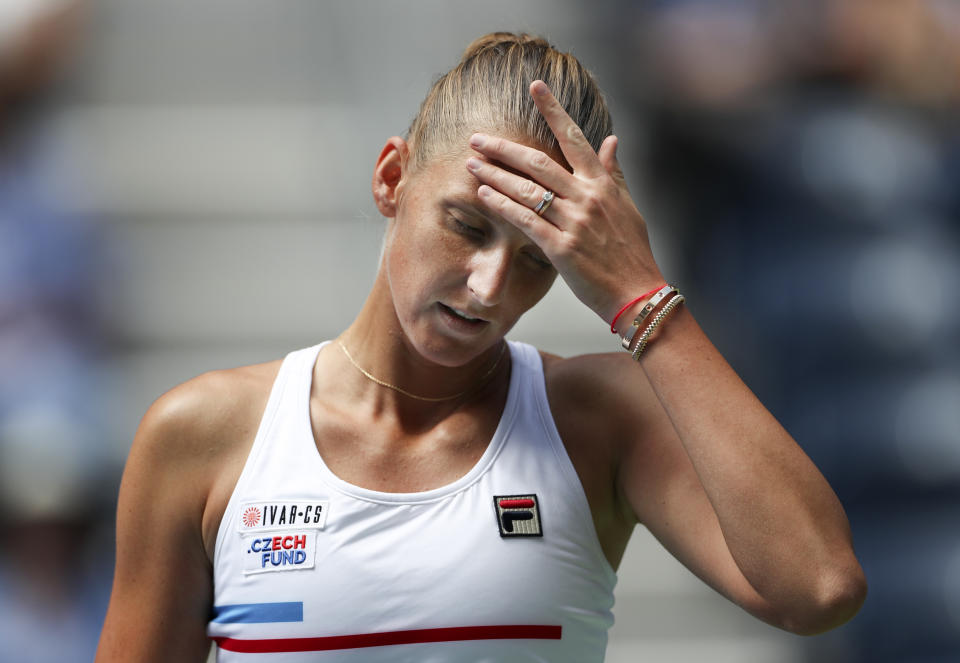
[208,340,617,662]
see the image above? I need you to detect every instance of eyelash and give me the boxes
[453,218,484,239]
[525,252,553,270]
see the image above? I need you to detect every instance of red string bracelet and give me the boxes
[610,284,667,333]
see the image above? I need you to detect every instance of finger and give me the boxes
[469,133,575,197]
[466,156,564,221]
[476,184,562,251]
[530,80,605,178]
[597,135,626,186]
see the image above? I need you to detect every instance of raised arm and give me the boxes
[468,80,866,634]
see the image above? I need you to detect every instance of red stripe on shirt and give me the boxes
[498,499,536,509]
[213,624,562,653]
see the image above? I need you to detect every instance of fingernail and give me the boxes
[531,80,548,96]
[466,157,482,171]
[470,134,486,148]
[478,185,492,198]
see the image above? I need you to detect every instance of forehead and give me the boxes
[411,148,510,212]
[408,144,479,192]
[408,133,560,194]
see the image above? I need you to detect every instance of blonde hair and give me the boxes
[406,32,613,171]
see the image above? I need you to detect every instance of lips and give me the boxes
[442,304,485,322]
[437,303,490,332]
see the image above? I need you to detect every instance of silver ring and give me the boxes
[533,190,554,216]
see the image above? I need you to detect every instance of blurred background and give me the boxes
[0,0,957,661]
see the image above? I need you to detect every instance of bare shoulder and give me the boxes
[538,350,625,471]
[540,348,685,491]
[129,361,280,502]
[132,359,283,555]
[139,360,281,453]
[540,350,661,433]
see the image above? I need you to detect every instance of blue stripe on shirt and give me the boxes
[211,601,304,624]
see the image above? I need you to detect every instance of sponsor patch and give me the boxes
[242,531,318,574]
[494,494,542,537]
[237,500,329,532]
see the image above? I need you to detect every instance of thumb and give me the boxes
[597,135,626,185]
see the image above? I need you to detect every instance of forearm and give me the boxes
[637,305,865,631]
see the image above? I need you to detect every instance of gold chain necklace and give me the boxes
[336,340,506,402]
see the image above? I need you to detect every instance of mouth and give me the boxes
[442,303,485,322]
[437,303,490,331]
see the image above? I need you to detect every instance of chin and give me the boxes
[413,333,502,369]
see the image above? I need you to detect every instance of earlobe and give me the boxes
[372,137,410,218]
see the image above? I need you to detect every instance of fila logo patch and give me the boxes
[237,500,329,532]
[494,494,542,537]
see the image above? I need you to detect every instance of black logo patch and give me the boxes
[494,494,542,537]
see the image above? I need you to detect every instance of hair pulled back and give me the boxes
[406,32,613,171]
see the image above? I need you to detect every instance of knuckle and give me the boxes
[569,214,589,232]
[566,124,587,144]
[529,151,551,172]
[582,193,603,216]
[518,178,538,199]
[557,233,578,255]
[519,210,539,228]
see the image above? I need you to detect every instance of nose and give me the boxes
[467,246,512,308]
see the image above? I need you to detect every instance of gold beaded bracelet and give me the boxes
[631,293,685,360]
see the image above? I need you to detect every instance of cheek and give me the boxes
[526,272,558,308]
[506,266,557,317]
[384,221,460,302]
[385,217,426,272]
[395,219,473,276]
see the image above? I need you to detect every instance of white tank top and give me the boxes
[207,341,617,662]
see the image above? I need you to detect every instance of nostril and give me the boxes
[467,253,512,306]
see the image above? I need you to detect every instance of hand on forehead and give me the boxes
[473,81,605,175]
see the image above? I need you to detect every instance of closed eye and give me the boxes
[452,217,485,240]
[524,250,553,270]
[447,207,552,270]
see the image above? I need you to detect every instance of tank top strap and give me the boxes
[503,340,617,584]
[212,342,326,566]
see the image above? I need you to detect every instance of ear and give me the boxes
[372,136,410,218]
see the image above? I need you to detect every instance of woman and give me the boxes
[96,33,866,662]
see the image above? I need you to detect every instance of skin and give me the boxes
[96,81,866,662]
